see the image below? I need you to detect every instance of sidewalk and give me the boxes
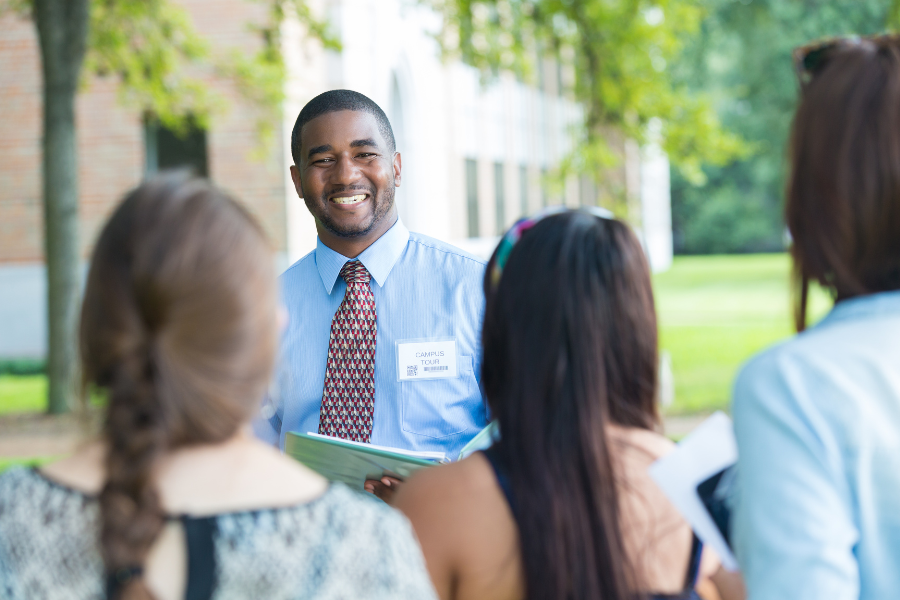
[0,412,94,459]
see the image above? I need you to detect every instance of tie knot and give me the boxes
[340,261,370,284]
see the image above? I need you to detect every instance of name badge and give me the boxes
[396,337,458,381]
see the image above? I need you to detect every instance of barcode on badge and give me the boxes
[424,366,449,372]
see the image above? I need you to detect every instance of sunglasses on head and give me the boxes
[793,34,900,86]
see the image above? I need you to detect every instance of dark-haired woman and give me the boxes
[0,175,436,600]
[732,35,900,600]
[394,208,743,600]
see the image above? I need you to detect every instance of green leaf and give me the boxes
[81,0,340,151]
[423,0,750,200]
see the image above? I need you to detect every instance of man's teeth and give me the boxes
[331,194,367,205]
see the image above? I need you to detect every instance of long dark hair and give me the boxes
[80,173,278,599]
[481,210,659,600]
[788,36,900,331]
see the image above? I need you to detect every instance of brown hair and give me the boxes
[788,35,900,331]
[79,173,278,599]
[481,211,658,600]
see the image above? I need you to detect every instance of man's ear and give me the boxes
[392,152,402,187]
[289,165,303,198]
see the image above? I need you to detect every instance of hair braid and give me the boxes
[99,340,167,600]
[80,173,279,598]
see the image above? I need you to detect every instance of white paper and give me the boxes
[396,338,458,380]
[648,411,739,571]
[305,432,448,462]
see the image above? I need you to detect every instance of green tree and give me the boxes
[0,0,335,414]
[423,0,748,206]
[669,0,897,254]
[29,0,89,417]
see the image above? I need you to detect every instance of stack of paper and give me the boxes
[648,411,739,571]
[285,422,498,491]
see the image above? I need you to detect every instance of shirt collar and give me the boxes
[314,219,410,294]
[817,289,900,329]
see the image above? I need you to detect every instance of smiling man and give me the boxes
[256,90,488,499]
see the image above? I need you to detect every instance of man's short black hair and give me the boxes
[290,89,396,166]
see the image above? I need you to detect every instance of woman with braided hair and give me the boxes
[0,174,436,600]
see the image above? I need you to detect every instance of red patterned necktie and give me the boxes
[318,260,377,442]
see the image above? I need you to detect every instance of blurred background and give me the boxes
[0,0,893,468]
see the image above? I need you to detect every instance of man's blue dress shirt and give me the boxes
[256,219,489,458]
[733,290,900,600]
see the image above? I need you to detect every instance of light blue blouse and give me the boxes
[733,290,900,600]
[254,219,489,459]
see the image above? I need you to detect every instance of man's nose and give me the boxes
[330,153,361,185]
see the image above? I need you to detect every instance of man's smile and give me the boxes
[329,193,369,206]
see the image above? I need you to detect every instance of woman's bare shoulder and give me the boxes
[157,437,328,514]
[39,441,106,494]
[395,452,498,515]
[395,452,521,600]
[394,450,517,548]
[608,425,676,463]
[38,436,329,513]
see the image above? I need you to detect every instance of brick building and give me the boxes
[0,0,672,359]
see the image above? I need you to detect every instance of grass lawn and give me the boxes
[0,253,832,420]
[0,456,58,475]
[654,253,831,415]
[0,374,46,415]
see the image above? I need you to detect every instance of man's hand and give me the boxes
[364,476,403,504]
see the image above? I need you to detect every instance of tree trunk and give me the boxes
[33,0,90,414]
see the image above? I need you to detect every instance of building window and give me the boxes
[465,158,479,238]
[494,162,505,234]
[519,165,529,218]
[144,117,209,178]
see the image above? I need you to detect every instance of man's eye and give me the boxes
[357,153,376,158]
[315,158,334,164]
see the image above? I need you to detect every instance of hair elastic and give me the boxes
[106,565,144,596]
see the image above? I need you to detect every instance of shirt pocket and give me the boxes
[400,354,481,439]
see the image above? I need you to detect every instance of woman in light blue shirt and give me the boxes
[733,35,900,600]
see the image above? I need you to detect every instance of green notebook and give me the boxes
[285,422,498,491]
